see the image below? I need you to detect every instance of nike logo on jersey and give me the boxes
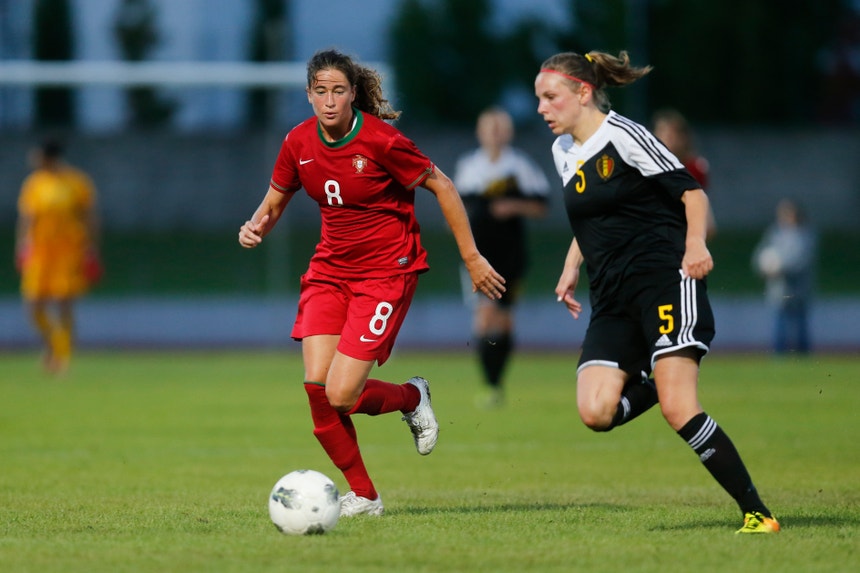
[359,335,378,343]
[299,158,314,165]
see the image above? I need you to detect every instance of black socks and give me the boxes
[609,375,659,429]
[677,412,770,516]
[477,333,512,388]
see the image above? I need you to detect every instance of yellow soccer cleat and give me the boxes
[736,511,781,534]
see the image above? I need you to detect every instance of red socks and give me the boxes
[305,382,377,500]
[347,378,420,416]
[303,379,419,500]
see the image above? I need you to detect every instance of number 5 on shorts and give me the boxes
[658,304,674,334]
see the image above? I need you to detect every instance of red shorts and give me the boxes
[291,269,419,365]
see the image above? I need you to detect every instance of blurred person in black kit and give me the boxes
[453,107,550,407]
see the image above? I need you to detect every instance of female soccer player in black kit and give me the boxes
[534,50,779,534]
[454,107,550,407]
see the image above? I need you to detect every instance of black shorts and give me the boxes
[578,269,715,377]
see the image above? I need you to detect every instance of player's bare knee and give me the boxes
[578,405,614,432]
[582,418,614,432]
[576,365,625,431]
[327,396,354,413]
[659,403,692,431]
[325,388,356,413]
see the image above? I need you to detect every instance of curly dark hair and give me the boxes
[306,49,400,120]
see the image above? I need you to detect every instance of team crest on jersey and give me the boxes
[352,154,369,173]
[595,154,614,180]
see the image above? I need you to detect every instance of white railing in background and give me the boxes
[0,61,391,87]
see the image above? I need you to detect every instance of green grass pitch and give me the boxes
[1,350,857,572]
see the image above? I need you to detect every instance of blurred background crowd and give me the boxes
[1,0,859,352]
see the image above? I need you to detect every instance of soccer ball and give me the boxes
[757,247,783,275]
[268,470,340,535]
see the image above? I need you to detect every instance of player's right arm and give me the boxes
[15,179,35,271]
[14,213,31,272]
[556,237,584,319]
[238,185,294,248]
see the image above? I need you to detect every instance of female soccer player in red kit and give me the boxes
[238,49,505,517]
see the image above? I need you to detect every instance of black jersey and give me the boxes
[550,111,702,303]
[454,147,549,282]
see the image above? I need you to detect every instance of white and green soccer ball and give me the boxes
[268,470,340,535]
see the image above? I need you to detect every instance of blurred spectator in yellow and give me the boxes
[752,199,816,354]
[16,139,101,374]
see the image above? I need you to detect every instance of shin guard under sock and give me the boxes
[677,412,770,515]
[304,382,376,500]
[609,376,658,429]
[477,332,512,388]
[31,307,53,347]
[347,378,419,416]
[51,323,73,362]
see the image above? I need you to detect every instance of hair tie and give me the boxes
[584,53,594,63]
[539,68,595,90]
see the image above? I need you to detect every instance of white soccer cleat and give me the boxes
[401,376,439,455]
[339,491,384,517]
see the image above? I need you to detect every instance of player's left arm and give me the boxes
[621,131,713,279]
[681,188,714,279]
[82,177,101,252]
[14,213,31,272]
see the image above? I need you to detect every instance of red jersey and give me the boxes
[270,110,433,279]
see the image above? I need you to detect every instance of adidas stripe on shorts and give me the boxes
[578,268,715,376]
